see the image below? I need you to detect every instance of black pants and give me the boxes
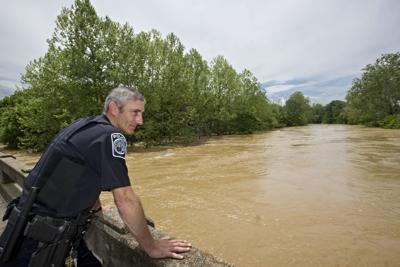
[0,237,102,267]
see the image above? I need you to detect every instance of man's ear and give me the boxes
[109,101,119,116]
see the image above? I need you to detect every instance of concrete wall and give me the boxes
[0,152,234,266]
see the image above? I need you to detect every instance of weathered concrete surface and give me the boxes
[0,152,234,266]
[0,195,7,233]
[86,208,234,267]
[0,154,24,203]
[0,154,26,187]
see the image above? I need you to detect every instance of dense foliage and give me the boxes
[309,52,400,127]
[283,92,312,126]
[345,53,400,128]
[0,0,277,150]
[1,1,397,151]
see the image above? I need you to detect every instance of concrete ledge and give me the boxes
[0,156,26,186]
[0,182,21,203]
[86,207,234,267]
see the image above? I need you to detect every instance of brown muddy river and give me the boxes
[4,125,400,266]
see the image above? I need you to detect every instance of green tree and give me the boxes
[283,92,312,126]
[311,103,324,124]
[323,100,347,124]
[232,70,275,133]
[271,103,286,127]
[345,52,400,127]
[6,0,117,150]
[0,0,278,150]
[0,90,29,148]
[208,55,240,134]
[182,49,211,137]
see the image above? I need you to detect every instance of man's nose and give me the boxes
[136,114,143,125]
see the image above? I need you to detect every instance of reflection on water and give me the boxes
[4,125,400,266]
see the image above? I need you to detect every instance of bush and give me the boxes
[379,114,400,129]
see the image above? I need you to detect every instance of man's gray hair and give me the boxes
[103,86,145,113]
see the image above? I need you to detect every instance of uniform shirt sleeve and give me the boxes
[98,130,131,191]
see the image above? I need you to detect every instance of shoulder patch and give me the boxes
[111,133,127,159]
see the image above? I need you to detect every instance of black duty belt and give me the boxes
[24,214,77,244]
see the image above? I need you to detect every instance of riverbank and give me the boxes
[2,123,396,157]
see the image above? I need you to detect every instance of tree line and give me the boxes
[311,52,400,128]
[0,0,399,151]
[0,0,277,151]
[278,50,400,128]
[345,53,400,128]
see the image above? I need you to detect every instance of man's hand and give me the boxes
[101,204,114,213]
[112,187,192,260]
[145,237,192,260]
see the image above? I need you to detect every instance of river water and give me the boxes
[4,125,400,266]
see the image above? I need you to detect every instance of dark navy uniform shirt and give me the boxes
[19,115,130,218]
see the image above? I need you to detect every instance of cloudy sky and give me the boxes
[1,0,399,103]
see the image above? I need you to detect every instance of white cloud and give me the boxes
[1,0,399,101]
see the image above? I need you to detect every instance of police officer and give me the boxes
[0,86,192,266]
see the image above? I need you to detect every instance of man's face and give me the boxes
[115,99,145,135]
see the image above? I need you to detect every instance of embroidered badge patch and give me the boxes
[111,133,127,159]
